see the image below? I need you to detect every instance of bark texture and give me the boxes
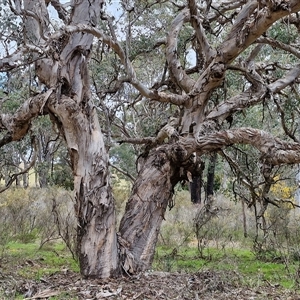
[119,148,176,273]
[49,97,119,278]
[32,0,119,278]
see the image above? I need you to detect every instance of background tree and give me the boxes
[0,0,300,279]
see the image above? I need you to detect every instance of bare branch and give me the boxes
[0,89,54,147]
[207,87,267,122]
[0,47,46,72]
[9,0,50,43]
[166,8,195,92]
[206,64,300,122]
[245,44,264,67]
[208,0,248,22]
[109,163,135,182]
[221,0,257,53]
[51,24,189,106]
[221,0,300,62]
[50,0,69,23]
[268,64,300,93]
[256,36,300,59]
[118,137,155,145]
[188,0,216,64]
[273,97,298,142]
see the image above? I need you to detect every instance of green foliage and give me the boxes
[154,246,299,288]
[112,178,132,226]
[1,95,24,112]
[1,187,300,292]
[0,188,38,241]
[50,164,74,190]
[3,241,79,278]
[158,190,195,248]
[110,144,137,178]
[269,22,298,44]
[0,187,76,253]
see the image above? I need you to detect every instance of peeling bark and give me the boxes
[49,97,119,278]
[33,0,119,278]
[119,148,178,273]
[193,128,300,165]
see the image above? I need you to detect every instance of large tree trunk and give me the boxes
[32,0,120,278]
[50,97,120,278]
[119,145,186,273]
[72,108,119,278]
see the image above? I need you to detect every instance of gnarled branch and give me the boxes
[0,89,54,147]
[195,127,300,165]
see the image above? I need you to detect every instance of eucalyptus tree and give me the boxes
[0,0,300,279]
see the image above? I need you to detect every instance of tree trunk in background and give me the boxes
[37,165,48,188]
[206,153,217,199]
[190,175,202,204]
[242,200,247,238]
[190,159,205,204]
[21,162,29,188]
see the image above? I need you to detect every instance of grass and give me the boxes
[1,241,79,280]
[0,241,79,299]
[1,240,300,299]
[153,246,300,289]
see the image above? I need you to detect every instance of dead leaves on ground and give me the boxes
[1,269,300,299]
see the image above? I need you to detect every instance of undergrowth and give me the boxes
[154,246,300,289]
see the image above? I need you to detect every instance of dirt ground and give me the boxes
[1,269,300,300]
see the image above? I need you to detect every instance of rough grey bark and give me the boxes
[45,1,120,278]
[17,0,119,278]
[119,146,184,273]
[49,96,119,278]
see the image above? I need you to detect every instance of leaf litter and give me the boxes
[1,269,300,299]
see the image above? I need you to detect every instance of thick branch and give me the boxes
[208,0,248,22]
[256,37,300,59]
[194,128,300,165]
[51,24,189,106]
[0,46,46,72]
[0,90,53,146]
[50,0,69,23]
[221,0,300,62]
[268,64,300,93]
[206,64,300,122]
[206,87,267,122]
[118,137,155,145]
